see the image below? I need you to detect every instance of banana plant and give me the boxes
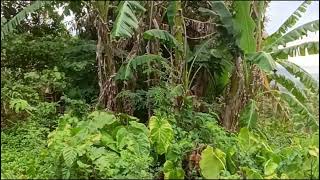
[1,1,50,40]
[92,1,145,110]
[203,0,319,130]
[1,0,146,111]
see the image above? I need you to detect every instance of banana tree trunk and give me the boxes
[172,1,185,84]
[222,56,247,131]
[95,17,117,111]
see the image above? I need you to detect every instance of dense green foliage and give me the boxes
[1,1,319,179]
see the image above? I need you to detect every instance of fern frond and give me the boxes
[1,1,49,40]
[278,60,319,93]
[62,147,77,167]
[271,41,319,59]
[111,1,146,38]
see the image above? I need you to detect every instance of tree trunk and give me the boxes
[95,19,117,111]
[172,1,185,84]
[222,56,247,131]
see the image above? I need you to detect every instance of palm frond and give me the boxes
[111,1,146,38]
[264,20,319,51]
[280,92,318,127]
[278,60,319,93]
[266,1,312,43]
[1,1,49,40]
[271,41,319,59]
[271,73,307,102]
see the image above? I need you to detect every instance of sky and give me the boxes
[265,1,319,78]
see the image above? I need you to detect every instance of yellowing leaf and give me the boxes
[264,159,278,176]
[308,147,319,157]
[199,146,225,179]
[241,167,263,179]
[149,116,173,155]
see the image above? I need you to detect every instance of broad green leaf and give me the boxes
[116,54,167,81]
[101,132,118,152]
[116,123,150,155]
[199,146,225,179]
[111,1,146,38]
[116,127,133,150]
[88,111,116,130]
[226,148,237,174]
[241,167,263,179]
[87,146,107,161]
[143,29,181,49]
[163,160,185,179]
[234,1,256,53]
[238,128,259,152]
[129,121,149,135]
[149,116,173,155]
[239,99,258,129]
[167,1,177,28]
[247,52,276,73]
[264,159,279,176]
[207,1,236,35]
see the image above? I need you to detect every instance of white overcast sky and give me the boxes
[265,1,319,75]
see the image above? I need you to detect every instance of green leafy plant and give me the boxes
[199,146,226,179]
[149,115,174,155]
[47,111,153,179]
[163,160,185,179]
[111,1,146,38]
